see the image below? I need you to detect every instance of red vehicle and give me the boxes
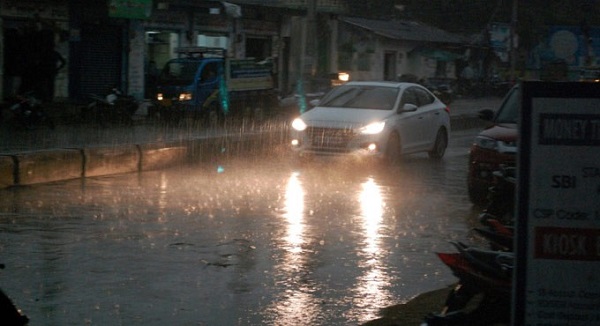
[467,85,518,205]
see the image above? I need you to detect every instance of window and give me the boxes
[414,87,435,106]
[201,62,219,82]
[400,88,418,107]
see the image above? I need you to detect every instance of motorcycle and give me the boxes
[0,264,29,325]
[422,78,454,105]
[478,165,516,227]
[1,92,54,130]
[422,242,513,325]
[469,164,516,251]
[473,218,514,251]
[81,88,138,126]
[422,166,517,325]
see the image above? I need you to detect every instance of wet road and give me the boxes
[0,128,485,325]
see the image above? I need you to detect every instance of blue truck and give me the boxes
[153,47,277,123]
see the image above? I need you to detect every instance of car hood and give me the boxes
[481,123,517,142]
[300,107,394,128]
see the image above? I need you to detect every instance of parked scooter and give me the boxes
[1,92,55,130]
[422,165,517,325]
[478,165,516,227]
[82,88,138,126]
[0,264,29,325]
[422,78,454,105]
[422,242,513,325]
[473,218,514,251]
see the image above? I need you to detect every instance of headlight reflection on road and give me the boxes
[359,178,384,255]
[266,171,321,325]
[157,172,169,218]
[353,177,392,323]
[283,171,305,252]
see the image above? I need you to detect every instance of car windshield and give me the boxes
[318,85,398,110]
[158,61,201,86]
[495,86,519,123]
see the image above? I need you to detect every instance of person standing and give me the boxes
[38,49,66,102]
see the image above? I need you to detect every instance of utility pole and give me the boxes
[297,0,316,113]
[509,0,518,82]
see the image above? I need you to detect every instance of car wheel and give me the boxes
[384,132,402,165]
[428,128,448,159]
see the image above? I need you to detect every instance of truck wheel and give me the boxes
[205,104,222,127]
[161,109,179,124]
[253,106,265,122]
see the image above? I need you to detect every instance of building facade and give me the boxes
[0,0,473,104]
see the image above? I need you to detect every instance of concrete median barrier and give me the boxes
[15,149,83,185]
[0,155,16,188]
[84,145,140,177]
[139,142,189,171]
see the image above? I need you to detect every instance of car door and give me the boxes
[394,87,425,152]
[414,86,441,149]
[196,61,221,108]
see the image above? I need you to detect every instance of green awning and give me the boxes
[417,48,463,61]
[108,0,152,19]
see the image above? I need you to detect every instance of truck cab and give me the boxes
[154,47,276,124]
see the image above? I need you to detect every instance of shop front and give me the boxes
[1,0,69,102]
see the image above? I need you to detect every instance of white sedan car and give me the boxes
[290,81,450,164]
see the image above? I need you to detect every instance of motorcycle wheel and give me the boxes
[0,288,29,326]
[442,282,478,314]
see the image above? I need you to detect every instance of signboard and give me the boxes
[514,81,600,325]
[489,22,514,63]
[0,0,68,20]
[108,0,152,19]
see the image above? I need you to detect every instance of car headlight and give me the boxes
[360,121,385,134]
[156,93,164,101]
[292,118,307,131]
[474,135,498,150]
[179,92,193,101]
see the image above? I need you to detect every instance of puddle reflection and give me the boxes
[267,171,322,324]
[283,172,305,252]
[351,177,393,322]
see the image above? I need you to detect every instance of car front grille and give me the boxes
[306,127,355,152]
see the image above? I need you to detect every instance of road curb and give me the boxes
[13,149,83,186]
[0,130,287,189]
[84,145,140,177]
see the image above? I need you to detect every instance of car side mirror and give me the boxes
[401,103,418,112]
[478,109,495,121]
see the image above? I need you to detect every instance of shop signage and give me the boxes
[515,81,600,325]
[1,0,68,20]
[109,0,152,20]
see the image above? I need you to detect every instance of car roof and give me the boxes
[343,81,421,89]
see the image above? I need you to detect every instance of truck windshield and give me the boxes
[158,61,201,86]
